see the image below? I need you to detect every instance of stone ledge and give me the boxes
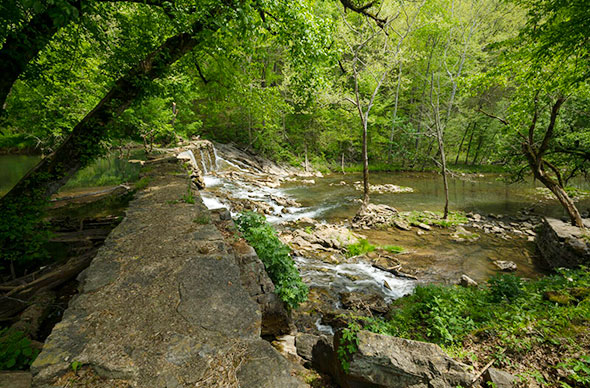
[536,217,590,269]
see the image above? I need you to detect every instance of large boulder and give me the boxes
[352,204,398,229]
[536,217,590,269]
[336,331,474,388]
[483,368,516,388]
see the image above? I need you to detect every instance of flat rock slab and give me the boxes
[341,331,474,388]
[0,371,31,388]
[31,161,303,388]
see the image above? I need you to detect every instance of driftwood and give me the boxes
[0,249,97,320]
[10,290,56,338]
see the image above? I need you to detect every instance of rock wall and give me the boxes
[31,158,304,388]
[536,217,590,269]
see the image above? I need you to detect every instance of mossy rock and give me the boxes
[543,291,574,305]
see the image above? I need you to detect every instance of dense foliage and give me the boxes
[0,328,39,370]
[235,211,308,310]
[346,269,590,386]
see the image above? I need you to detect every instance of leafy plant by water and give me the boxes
[0,328,39,370]
[236,211,308,310]
[346,239,375,257]
[345,268,590,386]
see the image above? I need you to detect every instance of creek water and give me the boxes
[3,152,588,304]
[199,153,590,305]
[0,154,142,198]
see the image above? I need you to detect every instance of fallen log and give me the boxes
[0,249,97,320]
[10,290,56,339]
[50,185,131,209]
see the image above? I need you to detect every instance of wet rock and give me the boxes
[483,367,517,388]
[352,203,399,228]
[536,217,590,269]
[416,222,431,231]
[353,183,414,194]
[459,274,478,288]
[283,224,361,256]
[295,333,337,377]
[335,331,474,388]
[394,220,411,231]
[340,292,388,314]
[416,230,425,236]
[270,194,300,208]
[451,226,480,242]
[493,260,517,271]
[491,226,503,234]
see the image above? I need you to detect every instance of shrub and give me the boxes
[235,211,308,309]
[0,328,39,370]
[346,239,375,257]
[487,273,524,302]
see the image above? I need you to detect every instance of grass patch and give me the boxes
[392,210,468,228]
[346,268,590,386]
[236,211,308,309]
[346,239,375,257]
[382,245,404,254]
[134,177,150,190]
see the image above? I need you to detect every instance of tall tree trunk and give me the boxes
[0,7,64,115]
[438,134,450,219]
[464,123,475,164]
[362,119,370,204]
[388,62,403,162]
[471,131,484,165]
[454,122,472,165]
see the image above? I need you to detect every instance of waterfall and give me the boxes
[205,150,214,172]
[198,149,208,175]
[212,146,220,170]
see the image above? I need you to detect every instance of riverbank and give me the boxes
[197,141,589,387]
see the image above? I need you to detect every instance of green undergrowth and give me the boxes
[236,211,308,310]
[382,244,404,254]
[344,269,590,386]
[345,239,375,257]
[394,210,468,228]
[0,328,39,370]
[346,240,404,257]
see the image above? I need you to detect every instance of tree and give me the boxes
[476,0,590,227]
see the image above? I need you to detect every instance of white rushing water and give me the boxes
[294,256,415,302]
[198,144,416,302]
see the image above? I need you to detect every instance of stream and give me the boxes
[196,148,590,311]
[2,151,589,316]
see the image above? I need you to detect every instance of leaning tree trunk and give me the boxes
[523,146,583,227]
[1,30,200,205]
[0,6,65,115]
[0,25,205,266]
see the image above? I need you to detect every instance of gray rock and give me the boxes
[536,217,590,269]
[337,331,474,388]
[459,274,478,287]
[493,260,517,271]
[340,292,388,314]
[295,333,321,361]
[416,223,431,231]
[394,220,411,231]
[483,367,517,388]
